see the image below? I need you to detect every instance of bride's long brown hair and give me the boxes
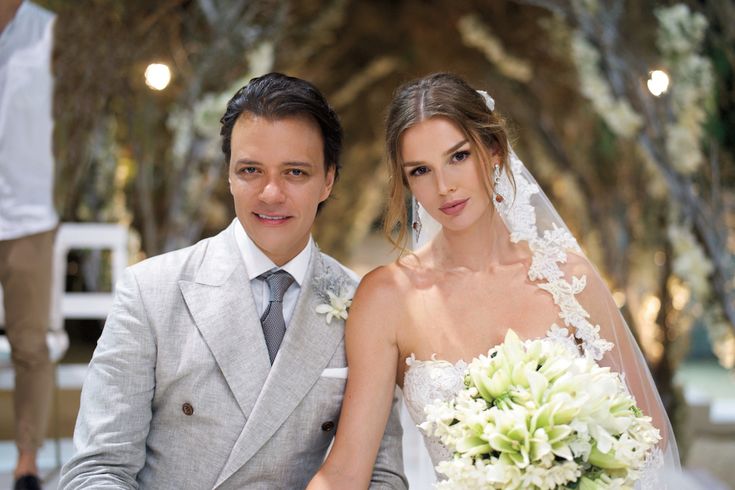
[383,72,513,249]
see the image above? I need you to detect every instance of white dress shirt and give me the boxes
[233,219,312,327]
[0,1,58,240]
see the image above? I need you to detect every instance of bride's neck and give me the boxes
[433,207,524,272]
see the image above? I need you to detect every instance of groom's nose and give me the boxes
[259,177,287,204]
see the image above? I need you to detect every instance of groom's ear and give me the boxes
[319,166,336,203]
[226,160,233,194]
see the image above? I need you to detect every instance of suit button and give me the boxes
[182,403,194,416]
[321,421,335,432]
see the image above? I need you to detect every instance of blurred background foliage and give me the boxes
[35,0,734,446]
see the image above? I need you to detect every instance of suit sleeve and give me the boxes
[59,267,156,489]
[369,387,408,490]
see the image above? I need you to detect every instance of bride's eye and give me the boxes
[409,166,430,177]
[451,150,470,163]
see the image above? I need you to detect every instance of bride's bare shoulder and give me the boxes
[358,262,409,296]
[353,253,428,304]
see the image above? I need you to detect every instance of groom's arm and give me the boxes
[369,388,408,489]
[60,267,156,489]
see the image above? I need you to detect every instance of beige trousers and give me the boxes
[0,229,55,450]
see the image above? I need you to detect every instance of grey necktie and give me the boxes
[259,270,295,364]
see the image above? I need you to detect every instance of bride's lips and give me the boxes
[439,198,469,216]
[252,212,292,225]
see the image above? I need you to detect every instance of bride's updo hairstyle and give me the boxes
[383,72,512,249]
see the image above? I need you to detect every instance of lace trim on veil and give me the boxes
[494,151,613,360]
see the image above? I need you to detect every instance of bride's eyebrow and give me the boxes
[402,139,469,167]
[443,139,469,156]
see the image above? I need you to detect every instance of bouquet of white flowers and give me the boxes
[421,329,662,490]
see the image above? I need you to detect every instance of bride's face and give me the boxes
[401,116,493,233]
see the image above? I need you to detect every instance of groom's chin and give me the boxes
[243,219,311,263]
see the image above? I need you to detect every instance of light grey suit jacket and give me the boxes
[60,222,406,489]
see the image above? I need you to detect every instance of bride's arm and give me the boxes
[308,266,406,489]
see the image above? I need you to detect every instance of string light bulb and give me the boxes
[647,70,670,97]
[145,63,172,91]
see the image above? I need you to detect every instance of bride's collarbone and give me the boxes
[403,293,555,328]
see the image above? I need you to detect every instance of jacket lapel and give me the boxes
[214,247,348,487]
[178,223,271,420]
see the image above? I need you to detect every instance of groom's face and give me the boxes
[228,114,335,266]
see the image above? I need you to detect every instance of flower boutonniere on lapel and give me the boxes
[315,290,353,325]
[313,258,355,325]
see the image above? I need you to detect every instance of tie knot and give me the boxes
[261,270,295,303]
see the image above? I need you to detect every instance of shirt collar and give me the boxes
[233,218,312,286]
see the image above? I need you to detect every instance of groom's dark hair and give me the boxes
[220,72,343,183]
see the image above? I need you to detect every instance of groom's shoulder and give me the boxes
[127,229,226,284]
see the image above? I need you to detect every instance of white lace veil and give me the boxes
[411,94,681,486]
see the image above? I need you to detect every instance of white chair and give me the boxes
[54,223,129,324]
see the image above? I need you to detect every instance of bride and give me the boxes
[308,72,679,488]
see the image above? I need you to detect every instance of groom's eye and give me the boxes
[239,166,258,174]
[287,168,306,177]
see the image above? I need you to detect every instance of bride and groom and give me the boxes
[60,72,678,489]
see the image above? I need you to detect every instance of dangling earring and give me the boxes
[493,164,504,203]
[412,198,422,241]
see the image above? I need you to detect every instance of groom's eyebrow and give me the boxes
[232,158,315,167]
[233,158,260,165]
[283,161,315,167]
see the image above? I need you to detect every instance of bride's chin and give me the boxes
[439,220,476,235]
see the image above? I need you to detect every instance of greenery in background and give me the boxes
[36,0,734,457]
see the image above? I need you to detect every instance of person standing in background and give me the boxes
[0,1,58,489]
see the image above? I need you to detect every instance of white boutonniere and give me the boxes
[315,289,353,324]
[312,253,355,325]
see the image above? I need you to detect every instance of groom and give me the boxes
[60,73,407,489]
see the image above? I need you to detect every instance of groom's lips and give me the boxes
[252,212,293,225]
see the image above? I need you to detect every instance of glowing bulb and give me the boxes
[612,290,626,308]
[647,70,669,97]
[145,63,171,91]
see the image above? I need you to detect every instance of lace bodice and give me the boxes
[403,355,468,478]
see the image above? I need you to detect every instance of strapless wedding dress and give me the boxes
[402,355,468,479]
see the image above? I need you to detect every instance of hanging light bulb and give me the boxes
[647,70,670,97]
[144,63,172,91]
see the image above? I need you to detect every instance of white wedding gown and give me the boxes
[402,354,467,481]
